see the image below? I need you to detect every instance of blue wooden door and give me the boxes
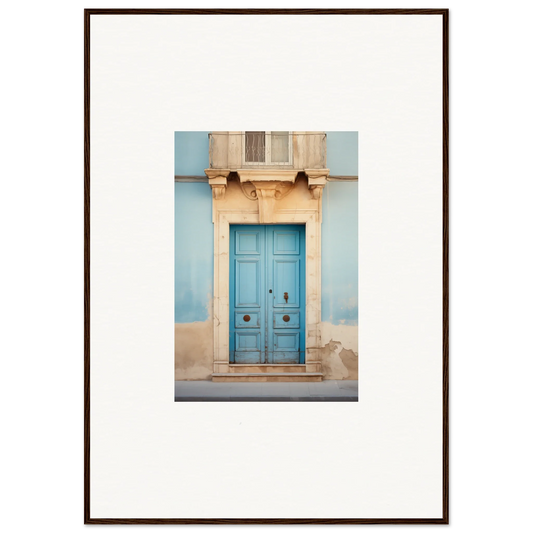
[230,225,305,364]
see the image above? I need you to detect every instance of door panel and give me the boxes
[273,311,300,328]
[273,259,300,308]
[234,332,261,363]
[230,225,305,364]
[230,229,266,363]
[273,230,300,254]
[235,311,261,328]
[235,229,261,255]
[235,332,261,350]
[273,333,300,363]
[274,332,299,350]
[235,260,261,307]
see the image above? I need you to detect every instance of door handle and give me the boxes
[284,292,289,303]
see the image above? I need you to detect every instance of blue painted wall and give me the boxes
[174,182,213,322]
[325,131,358,176]
[321,182,358,325]
[174,131,209,176]
[174,132,358,327]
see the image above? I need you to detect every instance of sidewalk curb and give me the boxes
[174,396,358,402]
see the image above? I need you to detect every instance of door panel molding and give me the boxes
[235,259,261,307]
[273,229,300,255]
[235,229,261,255]
[273,259,300,308]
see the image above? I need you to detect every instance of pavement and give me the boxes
[174,379,358,402]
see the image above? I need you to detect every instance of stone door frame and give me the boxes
[212,208,322,375]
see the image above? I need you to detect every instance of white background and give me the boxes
[90,11,442,520]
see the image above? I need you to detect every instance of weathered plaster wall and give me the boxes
[320,322,359,380]
[174,182,213,323]
[321,181,358,379]
[175,181,214,379]
[174,312,214,380]
[322,181,358,325]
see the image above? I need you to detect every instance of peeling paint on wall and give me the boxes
[320,321,358,380]
[175,319,213,380]
[175,299,214,380]
[338,348,358,378]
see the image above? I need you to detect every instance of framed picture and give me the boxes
[174,130,359,401]
[85,9,448,524]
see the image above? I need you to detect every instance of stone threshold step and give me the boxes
[229,364,306,373]
[212,372,323,383]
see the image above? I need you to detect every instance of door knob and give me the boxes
[284,292,288,303]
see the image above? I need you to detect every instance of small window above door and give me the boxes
[243,131,292,167]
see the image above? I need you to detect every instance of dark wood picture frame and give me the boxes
[84,8,449,525]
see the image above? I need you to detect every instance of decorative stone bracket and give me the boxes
[305,169,328,200]
[205,168,330,222]
[238,170,297,223]
[205,169,230,200]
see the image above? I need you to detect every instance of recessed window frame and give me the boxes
[242,131,293,168]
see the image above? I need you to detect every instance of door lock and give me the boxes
[284,292,289,303]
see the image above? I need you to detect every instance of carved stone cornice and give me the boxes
[205,168,331,221]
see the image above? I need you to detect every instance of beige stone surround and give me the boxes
[205,169,329,377]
